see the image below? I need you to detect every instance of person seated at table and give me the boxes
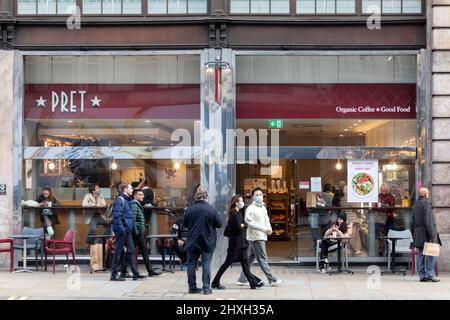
[172,213,189,271]
[318,213,349,273]
[36,187,60,240]
[83,184,110,245]
[120,189,161,278]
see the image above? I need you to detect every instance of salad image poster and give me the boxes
[347,160,379,203]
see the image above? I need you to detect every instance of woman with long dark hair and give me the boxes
[318,213,349,273]
[211,194,264,290]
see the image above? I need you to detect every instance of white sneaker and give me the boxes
[270,279,283,286]
[236,280,248,286]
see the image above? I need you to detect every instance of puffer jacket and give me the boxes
[129,199,146,235]
[112,193,134,235]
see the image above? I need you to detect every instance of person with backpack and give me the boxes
[109,182,146,281]
[211,194,264,290]
[183,190,223,295]
[119,189,162,278]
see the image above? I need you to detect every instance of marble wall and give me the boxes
[431,0,450,271]
[0,50,14,269]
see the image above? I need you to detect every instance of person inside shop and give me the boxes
[171,212,189,271]
[36,187,60,240]
[83,184,110,245]
[211,194,264,290]
[341,185,362,255]
[316,192,329,238]
[322,183,334,207]
[187,184,201,207]
[119,189,162,278]
[318,213,349,273]
[236,187,283,287]
[136,176,156,229]
[379,183,396,232]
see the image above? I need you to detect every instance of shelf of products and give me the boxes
[268,194,290,241]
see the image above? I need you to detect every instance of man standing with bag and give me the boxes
[110,182,146,281]
[412,187,441,282]
[183,190,223,295]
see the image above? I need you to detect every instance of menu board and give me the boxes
[347,160,379,203]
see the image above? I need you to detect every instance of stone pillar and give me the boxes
[0,50,14,269]
[431,0,450,271]
[200,48,235,268]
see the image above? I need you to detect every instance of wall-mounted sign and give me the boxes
[0,184,6,195]
[347,160,379,203]
[237,83,416,119]
[269,119,283,128]
[299,181,310,190]
[25,84,200,120]
[311,177,322,192]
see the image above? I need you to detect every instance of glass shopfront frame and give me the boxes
[14,49,428,263]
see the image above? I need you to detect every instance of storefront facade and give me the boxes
[1,0,449,270]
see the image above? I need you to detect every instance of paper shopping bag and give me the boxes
[90,243,103,270]
[423,242,440,257]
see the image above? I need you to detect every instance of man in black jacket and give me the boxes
[183,190,223,295]
[172,215,188,270]
[412,187,440,282]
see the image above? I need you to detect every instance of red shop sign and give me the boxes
[236,83,416,119]
[25,84,201,120]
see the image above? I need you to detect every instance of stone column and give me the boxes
[0,50,14,268]
[431,0,450,271]
[200,48,236,268]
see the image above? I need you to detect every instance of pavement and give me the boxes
[0,265,450,300]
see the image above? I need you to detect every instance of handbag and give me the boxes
[423,242,440,257]
[90,243,103,270]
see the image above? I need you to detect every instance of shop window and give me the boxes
[148,0,208,14]
[230,0,290,14]
[18,0,76,14]
[362,0,422,14]
[82,0,141,14]
[23,55,201,255]
[297,0,355,14]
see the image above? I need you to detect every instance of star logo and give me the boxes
[90,96,101,107]
[36,96,46,107]
[376,108,380,112]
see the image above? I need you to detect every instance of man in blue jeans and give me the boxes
[412,187,441,282]
[183,190,223,295]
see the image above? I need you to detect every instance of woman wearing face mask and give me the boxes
[211,194,264,290]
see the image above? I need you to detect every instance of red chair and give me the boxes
[410,247,439,277]
[0,239,14,272]
[44,230,77,274]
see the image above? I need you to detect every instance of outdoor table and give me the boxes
[381,237,407,276]
[322,236,354,275]
[146,234,175,273]
[87,234,113,273]
[9,234,43,273]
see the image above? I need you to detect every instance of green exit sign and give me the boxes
[269,119,283,129]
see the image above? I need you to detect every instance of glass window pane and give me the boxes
[316,0,335,14]
[231,0,250,13]
[103,0,122,13]
[37,0,57,14]
[382,0,401,13]
[271,0,289,13]
[57,0,76,14]
[18,0,37,14]
[297,0,315,13]
[403,0,421,13]
[122,0,142,13]
[362,0,381,13]
[168,0,187,13]
[337,0,355,13]
[188,0,207,13]
[83,0,102,13]
[148,0,167,13]
[251,0,270,14]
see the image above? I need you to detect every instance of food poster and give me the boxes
[347,160,379,203]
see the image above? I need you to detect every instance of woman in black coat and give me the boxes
[211,194,264,290]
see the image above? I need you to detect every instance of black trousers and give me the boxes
[111,231,138,276]
[319,239,338,268]
[212,248,261,288]
[121,232,155,274]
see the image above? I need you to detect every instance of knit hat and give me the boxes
[338,212,347,222]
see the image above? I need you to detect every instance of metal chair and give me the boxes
[0,239,14,272]
[386,229,413,271]
[13,227,45,270]
[316,239,348,270]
